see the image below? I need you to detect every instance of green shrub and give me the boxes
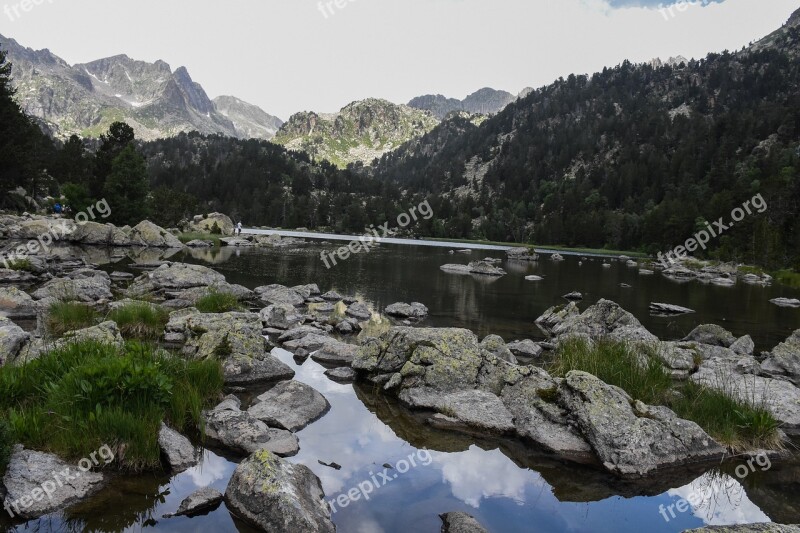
[209,221,222,235]
[0,341,223,472]
[46,301,99,337]
[6,258,33,272]
[195,291,242,313]
[107,302,169,340]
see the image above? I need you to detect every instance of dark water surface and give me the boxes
[4,242,800,532]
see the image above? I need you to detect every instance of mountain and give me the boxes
[213,96,283,140]
[0,34,281,141]
[408,87,517,119]
[370,7,800,267]
[272,98,439,168]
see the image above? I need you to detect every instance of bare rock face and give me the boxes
[560,371,725,477]
[248,381,330,432]
[2,446,106,519]
[204,396,299,457]
[224,450,335,533]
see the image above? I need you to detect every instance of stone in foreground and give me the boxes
[225,450,335,533]
[204,396,299,457]
[3,446,105,519]
[158,423,199,473]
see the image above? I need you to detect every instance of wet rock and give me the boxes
[440,511,490,533]
[204,396,299,457]
[163,487,224,518]
[650,302,695,315]
[311,340,358,366]
[2,446,105,519]
[507,247,539,262]
[440,264,472,274]
[32,276,112,303]
[535,302,580,336]
[255,284,305,307]
[325,367,356,382]
[771,298,800,308]
[345,301,372,320]
[260,303,305,330]
[639,269,654,275]
[225,450,334,533]
[710,277,736,287]
[158,423,199,473]
[758,330,800,388]
[0,286,37,319]
[682,324,736,347]
[480,335,517,364]
[248,380,331,432]
[563,291,583,301]
[441,261,507,276]
[506,339,543,359]
[129,220,184,248]
[525,275,544,281]
[385,302,429,319]
[560,371,725,477]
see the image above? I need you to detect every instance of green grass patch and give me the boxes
[178,232,222,246]
[0,340,224,472]
[0,419,13,475]
[107,302,169,341]
[772,269,800,289]
[46,301,99,337]
[550,338,781,451]
[195,291,243,313]
[737,265,765,276]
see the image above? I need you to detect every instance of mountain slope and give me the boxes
[370,7,800,267]
[214,95,283,140]
[273,98,439,168]
[408,87,517,119]
[0,34,281,141]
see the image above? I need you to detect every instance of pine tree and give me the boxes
[102,144,150,226]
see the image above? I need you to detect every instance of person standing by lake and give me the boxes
[236,222,243,236]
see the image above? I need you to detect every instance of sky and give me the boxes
[0,0,797,120]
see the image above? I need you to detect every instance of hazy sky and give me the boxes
[0,0,797,119]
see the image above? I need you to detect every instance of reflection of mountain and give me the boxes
[667,471,770,526]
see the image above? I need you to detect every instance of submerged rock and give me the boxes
[204,396,299,457]
[225,450,334,533]
[248,381,331,432]
[2,446,105,519]
[163,487,224,518]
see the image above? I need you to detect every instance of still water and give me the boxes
[4,241,799,532]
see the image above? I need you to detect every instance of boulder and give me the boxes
[440,512,490,533]
[164,487,224,518]
[560,371,725,477]
[2,446,105,519]
[283,334,332,353]
[324,367,356,382]
[127,263,226,296]
[682,324,736,347]
[278,325,328,343]
[761,330,800,386]
[345,302,372,320]
[58,321,125,350]
[255,284,305,307]
[466,261,506,276]
[0,286,37,318]
[248,381,331,432]
[506,339,543,359]
[550,253,565,261]
[321,290,343,301]
[731,335,755,356]
[525,275,544,281]
[480,334,517,364]
[650,303,695,315]
[0,316,30,365]
[32,276,112,304]
[260,303,305,330]
[158,423,199,473]
[563,291,583,301]
[506,247,538,262]
[188,213,234,236]
[204,396,299,457]
[417,389,515,435]
[129,221,184,248]
[385,302,429,319]
[552,299,658,344]
[224,450,334,533]
[68,221,129,246]
[535,302,580,336]
[311,340,359,366]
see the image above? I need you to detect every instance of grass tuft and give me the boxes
[46,301,99,337]
[107,302,169,341]
[6,258,33,272]
[195,290,242,314]
[178,232,222,246]
[0,340,223,472]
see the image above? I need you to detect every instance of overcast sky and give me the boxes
[0,0,797,119]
